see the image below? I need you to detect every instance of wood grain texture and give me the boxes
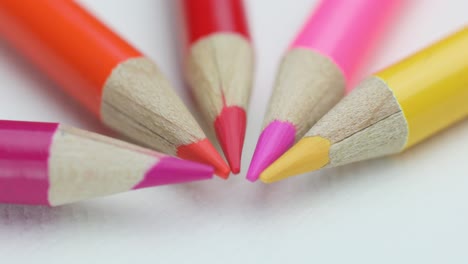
[307,76,408,167]
[48,125,157,206]
[263,48,345,139]
[101,57,206,155]
[328,112,407,167]
[185,33,254,123]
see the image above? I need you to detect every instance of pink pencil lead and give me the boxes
[247,121,296,182]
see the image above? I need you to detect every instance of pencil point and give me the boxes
[214,106,246,174]
[133,157,214,189]
[246,121,296,182]
[260,136,331,183]
[177,139,230,179]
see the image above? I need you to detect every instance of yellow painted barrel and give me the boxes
[376,27,468,148]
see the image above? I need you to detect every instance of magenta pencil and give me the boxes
[0,120,213,206]
[247,0,401,182]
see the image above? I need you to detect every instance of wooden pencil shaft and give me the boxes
[48,125,158,206]
[185,34,254,123]
[307,77,408,166]
[101,57,205,155]
[263,49,345,138]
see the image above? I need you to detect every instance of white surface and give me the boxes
[1,0,467,263]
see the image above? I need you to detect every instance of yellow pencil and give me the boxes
[261,27,468,183]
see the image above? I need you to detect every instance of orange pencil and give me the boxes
[0,0,230,178]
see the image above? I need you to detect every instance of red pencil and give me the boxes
[180,0,254,174]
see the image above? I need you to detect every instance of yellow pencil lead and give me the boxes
[260,136,331,183]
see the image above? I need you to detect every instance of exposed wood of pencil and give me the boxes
[263,48,346,139]
[48,124,161,206]
[185,33,254,124]
[101,57,206,155]
[308,76,408,167]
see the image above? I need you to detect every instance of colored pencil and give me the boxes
[0,120,214,206]
[261,28,468,183]
[0,0,230,178]
[247,0,400,181]
[180,0,254,174]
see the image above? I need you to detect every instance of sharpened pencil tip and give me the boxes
[133,157,214,189]
[214,106,247,175]
[260,136,331,183]
[177,139,231,179]
[246,121,296,182]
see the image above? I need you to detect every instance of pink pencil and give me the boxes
[247,0,401,182]
[0,120,213,206]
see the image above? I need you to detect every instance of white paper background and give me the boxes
[0,1,467,263]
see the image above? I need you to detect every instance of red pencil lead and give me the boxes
[214,106,246,174]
